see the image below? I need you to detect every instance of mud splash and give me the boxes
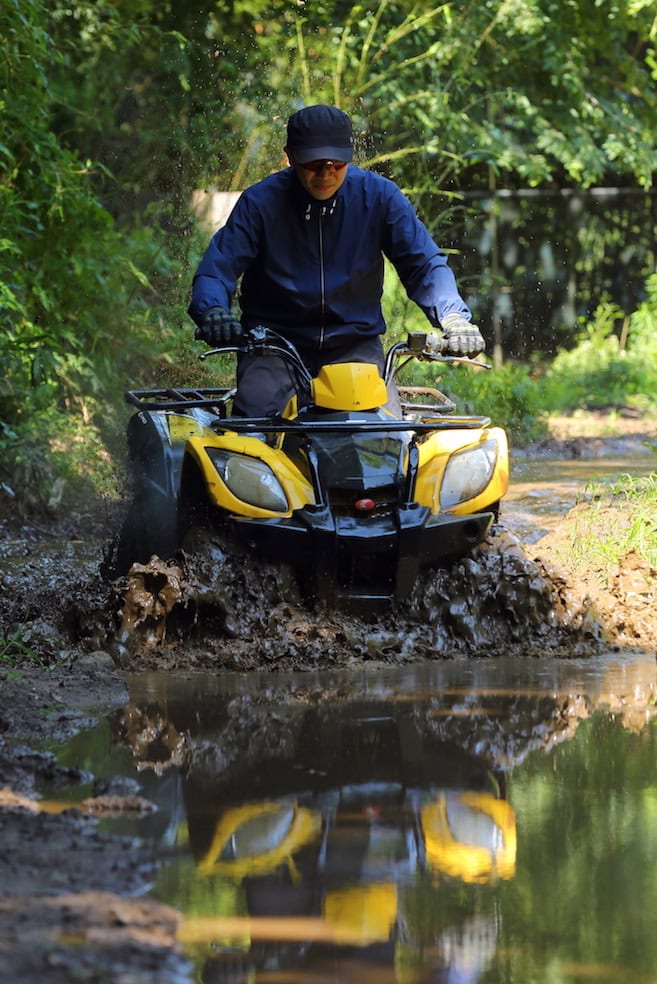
[102,524,603,672]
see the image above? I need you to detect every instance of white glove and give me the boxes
[440,313,485,356]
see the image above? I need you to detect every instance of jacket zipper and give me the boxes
[307,199,335,351]
[318,204,326,351]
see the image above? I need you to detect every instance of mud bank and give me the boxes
[0,530,192,981]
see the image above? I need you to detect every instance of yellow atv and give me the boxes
[110,327,508,611]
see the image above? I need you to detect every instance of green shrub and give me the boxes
[0,1,198,515]
[398,358,549,446]
[571,474,657,574]
[0,627,43,667]
[540,290,657,413]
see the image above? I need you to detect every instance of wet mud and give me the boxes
[0,754,190,983]
[0,523,608,679]
[100,522,603,673]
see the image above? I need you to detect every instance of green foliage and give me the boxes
[283,0,657,192]
[541,280,657,412]
[398,357,549,446]
[46,0,656,200]
[0,0,189,511]
[381,257,431,341]
[574,473,657,572]
[0,627,42,666]
[628,270,657,375]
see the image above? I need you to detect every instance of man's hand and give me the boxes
[195,306,243,346]
[440,313,485,356]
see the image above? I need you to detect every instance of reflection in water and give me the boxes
[65,655,657,983]
[112,677,521,983]
[82,658,657,984]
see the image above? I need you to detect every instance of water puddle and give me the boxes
[504,454,655,542]
[55,655,657,983]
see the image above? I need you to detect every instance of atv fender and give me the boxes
[113,409,216,572]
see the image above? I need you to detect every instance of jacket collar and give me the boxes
[289,167,345,218]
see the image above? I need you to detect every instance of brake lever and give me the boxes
[433,353,492,370]
[198,345,244,360]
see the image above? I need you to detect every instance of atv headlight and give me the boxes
[206,449,288,512]
[440,437,498,509]
[220,805,296,860]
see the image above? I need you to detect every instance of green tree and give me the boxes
[46,1,657,208]
[2,0,657,510]
[0,0,177,509]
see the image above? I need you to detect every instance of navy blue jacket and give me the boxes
[188,165,471,354]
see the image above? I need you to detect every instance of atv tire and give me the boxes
[106,489,179,578]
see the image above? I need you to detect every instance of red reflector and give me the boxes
[354,497,376,512]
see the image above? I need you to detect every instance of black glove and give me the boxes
[440,313,485,356]
[195,306,243,346]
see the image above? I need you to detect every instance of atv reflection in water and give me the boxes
[110,328,508,613]
[114,690,516,983]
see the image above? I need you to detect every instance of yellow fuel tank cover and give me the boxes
[311,363,388,411]
[323,883,398,944]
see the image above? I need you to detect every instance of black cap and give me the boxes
[285,105,353,164]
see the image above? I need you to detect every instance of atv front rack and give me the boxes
[397,385,457,414]
[126,387,235,415]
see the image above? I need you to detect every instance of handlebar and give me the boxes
[199,326,313,381]
[199,327,490,384]
[383,332,490,381]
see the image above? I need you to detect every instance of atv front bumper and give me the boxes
[229,503,493,613]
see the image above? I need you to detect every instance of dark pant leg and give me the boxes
[232,353,298,417]
[311,336,386,374]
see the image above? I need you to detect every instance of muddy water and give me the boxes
[57,652,657,984]
[504,453,656,542]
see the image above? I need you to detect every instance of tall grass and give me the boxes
[568,474,657,580]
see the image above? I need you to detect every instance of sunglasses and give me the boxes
[301,159,348,173]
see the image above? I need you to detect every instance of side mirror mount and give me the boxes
[406,332,427,354]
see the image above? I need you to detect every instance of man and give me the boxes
[188,104,484,417]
